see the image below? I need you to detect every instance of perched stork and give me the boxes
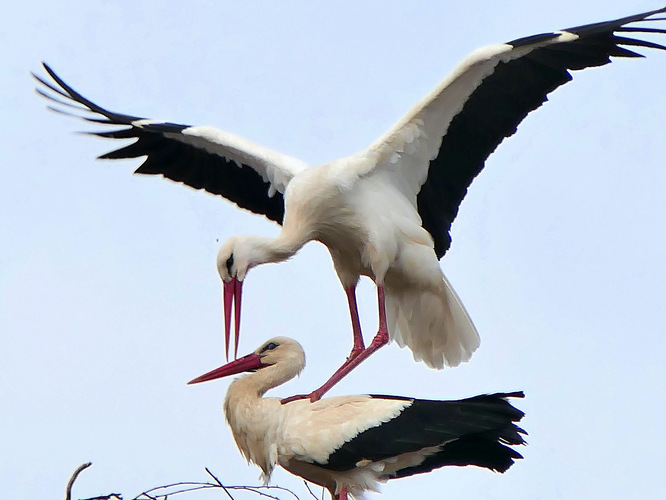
[35,8,666,401]
[188,337,526,500]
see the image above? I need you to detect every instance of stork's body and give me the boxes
[189,337,526,500]
[225,159,479,380]
[35,7,666,400]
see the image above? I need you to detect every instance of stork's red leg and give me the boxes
[281,285,389,404]
[345,285,365,358]
[335,488,349,500]
[376,284,389,342]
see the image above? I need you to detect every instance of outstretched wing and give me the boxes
[34,63,309,224]
[365,7,666,257]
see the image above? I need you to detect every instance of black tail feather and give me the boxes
[391,392,527,476]
[324,392,526,476]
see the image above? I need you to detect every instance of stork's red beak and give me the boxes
[223,277,243,361]
[188,352,264,385]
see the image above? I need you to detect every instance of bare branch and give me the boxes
[302,481,321,500]
[81,496,123,500]
[205,468,234,499]
[64,463,305,500]
[66,463,92,500]
[66,463,122,500]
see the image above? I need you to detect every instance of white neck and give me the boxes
[223,363,301,482]
[249,232,305,265]
[226,229,310,280]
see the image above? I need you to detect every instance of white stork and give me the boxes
[35,8,666,401]
[188,337,526,500]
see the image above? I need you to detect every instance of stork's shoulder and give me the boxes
[284,155,376,202]
[277,395,411,465]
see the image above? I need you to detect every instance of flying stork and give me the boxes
[34,7,666,401]
[188,337,526,500]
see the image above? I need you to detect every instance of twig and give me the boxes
[66,462,92,500]
[204,468,223,487]
[66,463,122,500]
[135,481,303,500]
[134,483,215,500]
[302,481,320,500]
[205,468,233,499]
[64,464,304,500]
[241,485,300,500]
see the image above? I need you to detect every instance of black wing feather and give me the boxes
[419,8,666,258]
[323,391,526,475]
[34,63,285,224]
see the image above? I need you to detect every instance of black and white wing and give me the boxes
[33,63,309,224]
[321,392,526,475]
[364,7,666,257]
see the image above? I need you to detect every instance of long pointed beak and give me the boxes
[188,352,264,385]
[223,277,243,361]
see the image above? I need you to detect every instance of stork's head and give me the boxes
[216,235,287,360]
[188,337,306,390]
[217,236,261,282]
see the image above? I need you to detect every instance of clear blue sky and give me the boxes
[2,1,666,499]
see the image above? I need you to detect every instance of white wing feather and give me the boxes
[166,125,310,195]
[357,33,579,205]
[278,396,410,465]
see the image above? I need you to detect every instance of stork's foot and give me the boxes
[281,391,321,404]
[370,327,389,348]
[347,346,364,362]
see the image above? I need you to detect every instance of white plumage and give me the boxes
[189,337,526,500]
[34,7,666,400]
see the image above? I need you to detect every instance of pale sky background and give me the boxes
[2,1,666,499]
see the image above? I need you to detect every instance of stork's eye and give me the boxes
[261,342,279,353]
[226,255,234,274]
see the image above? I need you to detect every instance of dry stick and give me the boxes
[66,463,303,500]
[251,486,301,500]
[136,480,297,500]
[66,462,122,500]
[204,468,301,500]
[66,462,93,500]
[302,481,320,500]
[134,482,217,499]
[81,496,123,500]
[205,468,234,499]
